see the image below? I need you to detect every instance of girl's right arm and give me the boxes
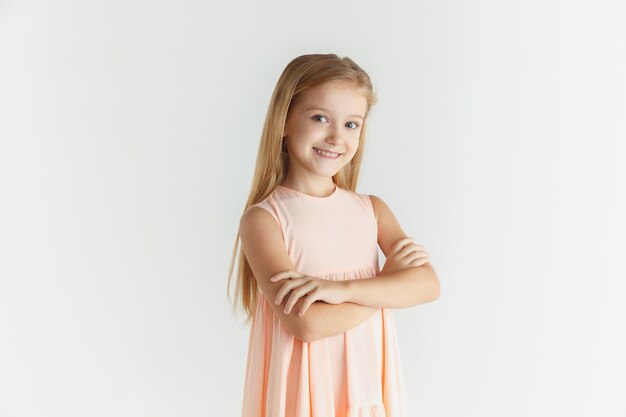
[239,206,380,343]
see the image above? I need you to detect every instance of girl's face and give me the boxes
[282,81,368,182]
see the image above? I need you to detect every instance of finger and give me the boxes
[393,237,414,252]
[409,257,429,267]
[405,251,430,262]
[275,279,301,304]
[400,246,428,259]
[391,237,415,254]
[398,243,427,259]
[270,269,295,282]
[284,282,316,314]
[397,243,419,258]
[274,273,312,304]
[284,283,316,314]
[271,270,307,283]
[298,289,320,316]
[406,242,425,251]
[406,253,430,266]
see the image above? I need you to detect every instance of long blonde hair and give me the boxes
[226,53,378,326]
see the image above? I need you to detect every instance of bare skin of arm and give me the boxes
[238,207,379,343]
[342,194,441,309]
[238,195,440,343]
[303,194,439,340]
[344,262,440,308]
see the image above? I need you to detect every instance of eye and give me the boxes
[313,114,360,129]
[312,114,328,123]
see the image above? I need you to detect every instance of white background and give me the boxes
[1,0,624,416]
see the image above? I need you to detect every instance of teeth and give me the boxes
[314,148,341,157]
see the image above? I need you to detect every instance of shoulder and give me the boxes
[240,204,278,231]
[238,206,282,264]
[241,191,281,227]
[367,194,390,223]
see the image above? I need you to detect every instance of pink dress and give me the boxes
[240,184,409,417]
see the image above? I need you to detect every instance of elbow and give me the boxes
[294,328,311,343]
[285,317,314,343]
[300,330,321,344]
[301,326,324,343]
[415,262,441,303]
[432,287,441,301]
[294,317,317,343]
[423,262,441,301]
[431,274,441,301]
[298,331,313,344]
[274,302,317,342]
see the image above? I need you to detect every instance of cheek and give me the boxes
[348,136,360,151]
[294,124,321,140]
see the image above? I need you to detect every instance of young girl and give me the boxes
[228,53,440,417]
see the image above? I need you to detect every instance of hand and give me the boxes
[380,236,431,276]
[270,270,348,317]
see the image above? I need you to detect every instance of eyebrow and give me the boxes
[304,107,364,120]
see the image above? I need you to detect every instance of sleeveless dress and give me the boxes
[240,184,409,417]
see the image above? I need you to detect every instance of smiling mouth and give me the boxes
[313,147,343,157]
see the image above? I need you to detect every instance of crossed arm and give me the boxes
[238,194,440,343]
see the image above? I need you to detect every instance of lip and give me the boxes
[313,147,343,155]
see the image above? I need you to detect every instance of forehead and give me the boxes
[297,82,368,115]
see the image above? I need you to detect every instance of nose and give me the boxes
[325,125,343,145]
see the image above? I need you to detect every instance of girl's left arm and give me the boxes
[346,194,440,309]
[344,262,440,308]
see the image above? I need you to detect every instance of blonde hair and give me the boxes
[226,53,378,326]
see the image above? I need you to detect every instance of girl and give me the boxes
[228,53,440,417]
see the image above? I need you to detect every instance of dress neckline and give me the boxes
[277,183,339,200]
